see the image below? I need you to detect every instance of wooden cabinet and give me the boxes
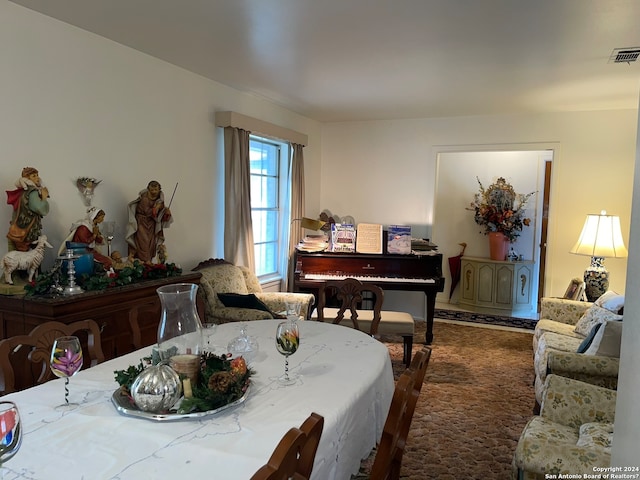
[459,256,534,314]
[0,272,202,361]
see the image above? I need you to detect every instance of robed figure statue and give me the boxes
[126,180,173,263]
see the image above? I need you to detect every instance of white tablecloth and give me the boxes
[3,319,394,480]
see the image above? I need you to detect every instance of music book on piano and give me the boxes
[387,225,412,254]
[355,223,383,254]
[329,223,356,253]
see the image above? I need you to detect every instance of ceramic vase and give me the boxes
[156,283,203,361]
[488,232,509,261]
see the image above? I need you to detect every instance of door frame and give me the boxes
[432,142,558,314]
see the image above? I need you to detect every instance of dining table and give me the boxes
[2,319,395,480]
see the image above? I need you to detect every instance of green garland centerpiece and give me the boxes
[114,351,253,415]
[25,260,182,297]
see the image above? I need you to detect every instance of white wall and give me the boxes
[611,96,640,467]
[0,1,322,272]
[321,112,637,306]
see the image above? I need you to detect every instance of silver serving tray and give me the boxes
[111,386,249,421]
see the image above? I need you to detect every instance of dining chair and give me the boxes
[250,412,324,480]
[369,346,432,480]
[295,412,325,478]
[0,319,105,395]
[406,346,432,398]
[314,278,415,365]
[369,373,414,480]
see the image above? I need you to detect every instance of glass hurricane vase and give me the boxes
[156,283,203,362]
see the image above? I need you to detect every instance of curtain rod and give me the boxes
[215,111,308,146]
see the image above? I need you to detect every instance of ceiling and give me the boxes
[10,0,640,122]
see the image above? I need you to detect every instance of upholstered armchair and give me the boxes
[532,297,620,407]
[192,259,315,324]
[512,374,616,480]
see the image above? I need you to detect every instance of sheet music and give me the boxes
[356,223,383,254]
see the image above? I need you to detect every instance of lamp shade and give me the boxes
[570,211,628,258]
[293,217,326,231]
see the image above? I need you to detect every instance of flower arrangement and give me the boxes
[467,177,535,242]
[114,352,253,414]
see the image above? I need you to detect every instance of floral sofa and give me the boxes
[532,295,623,408]
[192,259,315,324]
[512,374,616,480]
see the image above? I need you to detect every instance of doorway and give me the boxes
[433,148,554,317]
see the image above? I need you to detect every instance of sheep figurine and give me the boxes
[2,235,53,285]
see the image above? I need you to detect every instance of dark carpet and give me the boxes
[374,320,535,480]
[434,308,538,331]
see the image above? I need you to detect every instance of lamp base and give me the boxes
[583,257,609,302]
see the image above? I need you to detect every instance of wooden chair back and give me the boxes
[407,346,432,397]
[0,319,105,395]
[370,373,414,480]
[296,412,325,478]
[316,278,384,335]
[250,412,325,480]
[370,346,432,480]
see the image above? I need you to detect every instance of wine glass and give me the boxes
[50,336,83,408]
[0,401,21,475]
[285,301,301,322]
[202,322,218,351]
[275,321,299,385]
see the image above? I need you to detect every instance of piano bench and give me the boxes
[311,308,415,366]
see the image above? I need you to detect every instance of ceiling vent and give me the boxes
[609,47,640,64]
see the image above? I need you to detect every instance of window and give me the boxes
[250,136,290,280]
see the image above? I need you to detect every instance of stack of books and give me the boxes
[411,238,438,251]
[296,235,329,252]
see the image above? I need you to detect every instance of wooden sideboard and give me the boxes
[0,272,203,361]
[459,256,534,315]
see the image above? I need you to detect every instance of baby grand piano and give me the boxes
[293,251,444,344]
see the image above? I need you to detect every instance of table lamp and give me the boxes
[570,210,627,302]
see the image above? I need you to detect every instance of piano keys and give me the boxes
[293,251,445,344]
[304,273,436,284]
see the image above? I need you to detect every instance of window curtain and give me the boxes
[223,126,255,270]
[284,143,305,291]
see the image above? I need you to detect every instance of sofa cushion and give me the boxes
[534,332,584,390]
[217,293,276,317]
[574,305,622,336]
[594,290,624,314]
[576,323,603,353]
[584,320,623,358]
[533,319,582,352]
[577,422,613,453]
[513,417,611,477]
